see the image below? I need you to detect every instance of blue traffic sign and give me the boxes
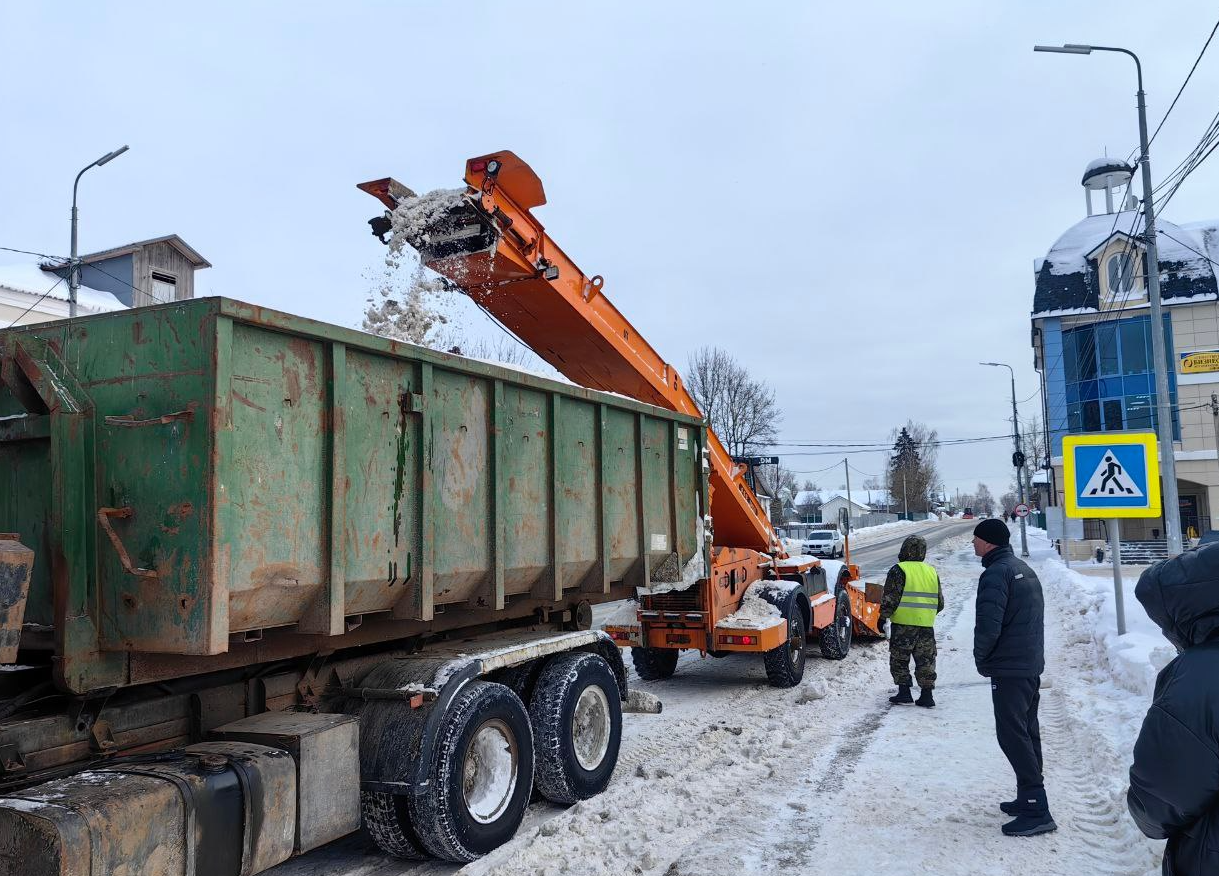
[1063,433,1162,519]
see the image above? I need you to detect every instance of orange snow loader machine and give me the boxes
[359,152,884,687]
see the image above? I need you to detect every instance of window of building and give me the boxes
[151,271,177,303]
[1107,252,1136,298]
[1062,314,1179,440]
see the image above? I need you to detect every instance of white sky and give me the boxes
[3,1,1218,502]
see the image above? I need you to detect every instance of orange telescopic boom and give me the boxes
[359,151,883,667]
[358,151,780,556]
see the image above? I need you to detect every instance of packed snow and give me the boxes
[271,521,1169,876]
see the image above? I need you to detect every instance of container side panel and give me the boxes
[222,324,326,632]
[673,424,701,563]
[602,407,641,585]
[341,349,418,615]
[430,369,491,604]
[0,440,51,624]
[641,417,674,568]
[555,398,598,588]
[501,385,549,594]
[84,307,214,654]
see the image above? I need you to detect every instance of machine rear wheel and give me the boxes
[631,646,679,680]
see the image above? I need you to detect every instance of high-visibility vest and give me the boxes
[891,561,940,627]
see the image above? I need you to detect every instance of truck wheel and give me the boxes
[361,791,427,859]
[764,607,807,687]
[631,646,679,680]
[408,681,534,862]
[529,653,623,805]
[819,589,853,660]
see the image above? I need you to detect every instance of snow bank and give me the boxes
[848,518,920,541]
[1025,528,1174,698]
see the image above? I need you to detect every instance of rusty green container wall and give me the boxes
[0,298,707,694]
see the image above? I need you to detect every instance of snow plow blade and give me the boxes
[847,577,885,638]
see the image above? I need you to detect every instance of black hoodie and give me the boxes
[1128,543,1219,876]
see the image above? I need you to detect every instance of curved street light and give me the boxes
[70,145,129,318]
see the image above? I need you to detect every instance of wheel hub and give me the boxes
[463,718,519,824]
[572,685,612,771]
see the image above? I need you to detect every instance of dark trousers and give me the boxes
[991,676,1044,794]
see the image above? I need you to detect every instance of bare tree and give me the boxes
[974,482,996,516]
[686,347,780,456]
[999,491,1018,516]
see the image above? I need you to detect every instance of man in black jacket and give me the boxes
[1128,543,1219,876]
[972,518,1056,837]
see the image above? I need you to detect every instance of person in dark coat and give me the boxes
[1128,543,1219,876]
[972,518,1056,837]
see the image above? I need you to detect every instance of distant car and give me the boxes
[802,528,845,558]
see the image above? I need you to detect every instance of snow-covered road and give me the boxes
[271,524,1161,876]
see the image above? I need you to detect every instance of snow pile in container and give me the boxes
[641,508,707,596]
[716,581,798,631]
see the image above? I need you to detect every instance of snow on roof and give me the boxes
[1041,212,1213,278]
[0,263,126,314]
[793,489,872,511]
[1081,157,1133,185]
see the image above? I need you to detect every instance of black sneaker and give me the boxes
[889,685,913,705]
[916,688,935,708]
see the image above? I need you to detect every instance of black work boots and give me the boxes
[999,789,1057,837]
[889,684,913,705]
[916,688,935,708]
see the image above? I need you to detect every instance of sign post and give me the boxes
[1063,432,1162,636]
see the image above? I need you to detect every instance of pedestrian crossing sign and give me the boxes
[1063,433,1161,519]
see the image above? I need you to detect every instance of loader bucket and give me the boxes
[846,576,886,639]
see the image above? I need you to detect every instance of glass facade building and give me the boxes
[1044,313,1178,456]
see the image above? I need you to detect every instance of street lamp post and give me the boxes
[69,145,129,318]
[983,362,1030,557]
[1034,43,1182,557]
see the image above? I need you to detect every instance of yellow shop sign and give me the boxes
[1180,350,1219,374]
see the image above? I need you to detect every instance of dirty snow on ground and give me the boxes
[272,522,1165,876]
[458,531,1161,876]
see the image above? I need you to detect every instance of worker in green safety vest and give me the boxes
[880,534,945,708]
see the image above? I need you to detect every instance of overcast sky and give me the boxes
[4,2,1219,503]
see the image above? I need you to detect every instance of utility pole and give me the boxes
[69,146,129,317]
[1034,43,1182,557]
[902,471,908,519]
[842,458,852,534]
[982,362,1030,557]
[1211,393,1219,454]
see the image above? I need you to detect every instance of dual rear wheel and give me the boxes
[362,652,622,863]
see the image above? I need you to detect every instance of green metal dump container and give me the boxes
[0,298,707,694]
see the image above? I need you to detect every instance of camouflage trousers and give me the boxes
[889,623,937,689]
